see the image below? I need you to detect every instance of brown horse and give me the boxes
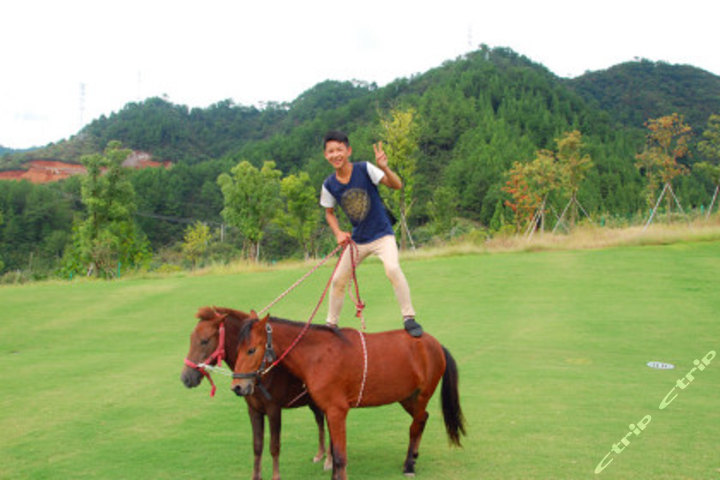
[181,307,332,480]
[231,313,466,480]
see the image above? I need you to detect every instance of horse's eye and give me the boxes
[247,347,257,355]
[200,338,210,346]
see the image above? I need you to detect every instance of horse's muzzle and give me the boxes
[232,382,254,396]
[181,367,202,388]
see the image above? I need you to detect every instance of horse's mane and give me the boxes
[196,306,348,347]
[195,306,250,323]
[237,316,346,344]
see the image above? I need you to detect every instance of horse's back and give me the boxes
[353,329,446,405]
[364,329,444,360]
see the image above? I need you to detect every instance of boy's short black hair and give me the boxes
[323,130,350,149]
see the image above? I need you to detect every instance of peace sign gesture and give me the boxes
[372,141,403,189]
[373,141,388,169]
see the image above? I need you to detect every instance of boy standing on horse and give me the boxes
[319,130,423,337]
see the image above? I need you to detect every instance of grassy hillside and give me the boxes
[1,240,718,479]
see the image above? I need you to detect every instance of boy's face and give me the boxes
[324,140,352,171]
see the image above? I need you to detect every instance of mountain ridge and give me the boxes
[3,47,719,168]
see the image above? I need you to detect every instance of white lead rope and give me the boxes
[198,363,235,377]
[355,329,368,407]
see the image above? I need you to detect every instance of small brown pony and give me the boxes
[181,307,331,480]
[231,313,466,480]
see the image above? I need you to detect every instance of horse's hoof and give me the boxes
[404,473,416,478]
[312,453,324,463]
[323,457,333,471]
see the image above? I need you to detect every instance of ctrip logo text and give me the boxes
[594,350,715,474]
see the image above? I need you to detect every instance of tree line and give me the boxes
[2,108,719,281]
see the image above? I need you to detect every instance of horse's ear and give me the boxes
[196,306,215,321]
[258,314,270,329]
[249,310,259,320]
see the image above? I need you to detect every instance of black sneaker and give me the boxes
[404,318,423,337]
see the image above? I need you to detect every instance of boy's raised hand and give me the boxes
[373,141,388,169]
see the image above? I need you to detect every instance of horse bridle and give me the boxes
[183,322,226,397]
[232,322,277,395]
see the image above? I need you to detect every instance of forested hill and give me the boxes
[4,80,378,168]
[0,146,24,155]
[2,46,720,276]
[4,46,720,217]
[565,59,720,129]
[5,47,719,171]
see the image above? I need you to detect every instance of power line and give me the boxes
[52,187,236,242]
[134,210,224,227]
[58,190,227,229]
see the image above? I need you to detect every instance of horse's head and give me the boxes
[180,307,229,389]
[231,312,272,396]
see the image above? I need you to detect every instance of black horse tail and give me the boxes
[441,346,466,447]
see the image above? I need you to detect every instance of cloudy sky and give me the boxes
[2,0,718,149]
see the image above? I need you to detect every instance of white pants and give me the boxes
[326,235,415,325]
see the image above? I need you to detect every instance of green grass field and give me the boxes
[1,241,719,479]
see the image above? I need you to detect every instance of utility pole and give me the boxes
[79,82,86,129]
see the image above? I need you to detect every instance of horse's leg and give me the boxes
[310,402,332,470]
[326,438,334,471]
[399,398,430,477]
[326,407,349,480]
[309,402,326,463]
[247,407,265,480]
[267,406,282,480]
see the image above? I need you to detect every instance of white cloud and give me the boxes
[1,0,718,149]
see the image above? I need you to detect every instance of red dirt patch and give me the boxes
[0,152,170,184]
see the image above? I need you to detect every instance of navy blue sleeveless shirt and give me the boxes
[321,162,394,244]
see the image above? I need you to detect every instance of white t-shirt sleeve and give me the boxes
[320,184,336,208]
[365,162,386,185]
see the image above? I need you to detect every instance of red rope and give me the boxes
[184,358,217,397]
[285,388,308,407]
[263,240,364,373]
[347,242,365,328]
[184,322,226,397]
[258,242,346,316]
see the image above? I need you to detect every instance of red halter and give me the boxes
[184,322,226,397]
